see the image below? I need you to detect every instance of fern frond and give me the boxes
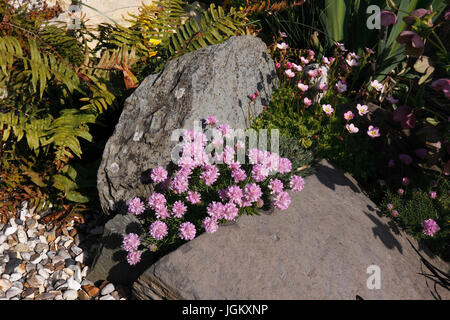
[168,4,248,57]
[244,0,306,14]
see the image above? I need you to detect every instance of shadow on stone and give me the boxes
[364,211,403,253]
[315,162,360,193]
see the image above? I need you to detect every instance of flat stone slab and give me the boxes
[133,160,450,300]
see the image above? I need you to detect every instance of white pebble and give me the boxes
[81,266,89,278]
[101,283,115,296]
[63,268,74,276]
[4,226,17,236]
[0,235,6,244]
[67,278,81,291]
[38,269,50,279]
[100,295,116,300]
[17,229,27,243]
[6,287,22,299]
[63,240,72,248]
[71,245,83,256]
[9,273,22,282]
[75,253,84,263]
[63,289,78,300]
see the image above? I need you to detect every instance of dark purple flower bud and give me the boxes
[415,148,428,159]
[380,10,398,27]
[399,154,413,166]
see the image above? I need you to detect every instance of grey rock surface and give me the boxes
[87,214,152,285]
[132,160,450,300]
[97,36,278,214]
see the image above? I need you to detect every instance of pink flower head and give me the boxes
[251,164,269,182]
[292,63,302,72]
[387,204,394,211]
[179,222,196,241]
[335,42,346,51]
[289,175,305,192]
[187,190,201,204]
[422,219,440,237]
[388,160,395,167]
[304,97,312,107]
[319,83,328,91]
[273,191,291,210]
[322,57,331,65]
[151,166,168,183]
[285,69,296,78]
[275,62,281,69]
[171,175,189,194]
[346,58,358,67]
[231,168,247,183]
[344,111,354,121]
[269,179,284,195]
[367,125,380,138]
[222,145,236,164]
[300,56,309,65]
[279,30,288,38]
[392,210,399,217]
[126,251,142,266]
[379,180,386,187]
[223,202,239,221]
[227,185,243,205]
[445,10,450,21]
[335,81,347,93]
[244,183,262,203]
[346,123,359,134]
[148,193,167,211]
[207,201,225,220]
[402,177,410,186]
[201,164,220,186]
[307,70,318,78]
[172,200,187,218]
[217,124,233,138]
[356,104,369,116]
[380,10,397,27]
[149,221,168,240]
[398,188,404,196]
[297,81,309,92]
[276,42,289,50]
[235,140,245,150]
[155,205,170,220]
[370,80,383,91]
[203,217,219,234]
[307,49,315,58]
[399,154,413,166]
[123,233,140,252]
[278,157,292,174]
[429,191,437,199]
[205,115,217,126]
[128,197,145,215]
[322,104,334,116]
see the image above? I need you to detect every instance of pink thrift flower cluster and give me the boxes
[122,233,142,266]
[422,219,440,237]
[124,118,305,266]
[128,197,145,215]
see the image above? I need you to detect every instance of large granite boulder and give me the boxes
[98,36,278,214]
[132,160,450,300]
